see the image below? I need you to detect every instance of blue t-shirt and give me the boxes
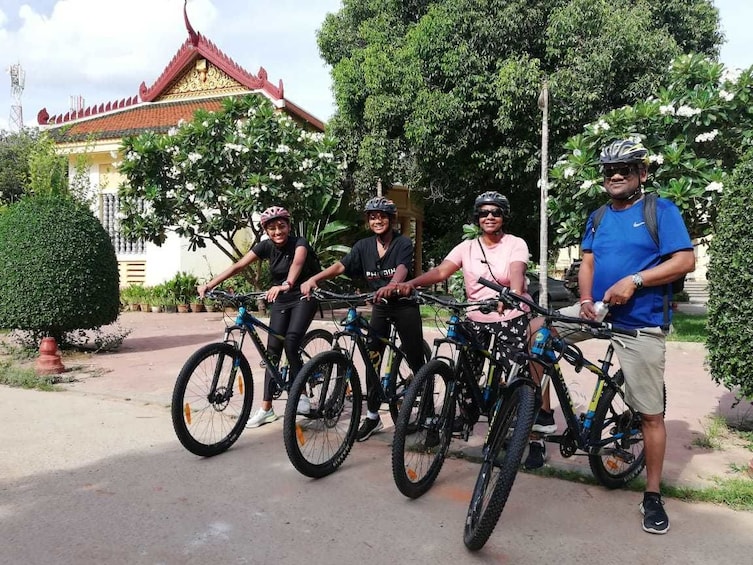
[581,197,692,329]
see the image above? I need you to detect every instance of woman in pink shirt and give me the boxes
[377,191,554,468]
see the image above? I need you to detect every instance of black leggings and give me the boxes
[365,301,425,413]
[264,297,318,402]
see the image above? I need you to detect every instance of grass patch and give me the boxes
[524,464,753,511]
[667,312,707,342]
[0,360,61,391]
[692,414,728,449]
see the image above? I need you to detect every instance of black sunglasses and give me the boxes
[477,208,504,218]
[603,164,638,178]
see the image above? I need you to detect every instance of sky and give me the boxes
[1,0,752,132]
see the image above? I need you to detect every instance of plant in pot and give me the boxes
[190,296,205,313]
[166,271,199,312]
[140,286,153,313]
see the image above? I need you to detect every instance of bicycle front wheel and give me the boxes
[387,339,432,424]
[171,342,254,457]
[283,350,362,478]
[588,370,650,488]
[300,329,333,364]
[464,382,536,551]
[392,358,456,498]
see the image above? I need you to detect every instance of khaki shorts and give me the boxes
[552,305,666,415]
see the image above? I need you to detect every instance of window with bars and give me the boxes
[102,193,145,255]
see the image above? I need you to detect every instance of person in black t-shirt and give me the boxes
[198,206,322,428]
[301,196,425,441]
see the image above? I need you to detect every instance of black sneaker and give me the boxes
[532,409,556,434]
[523,440,546,470]
[356,416,384,442]
[640,493,670,534]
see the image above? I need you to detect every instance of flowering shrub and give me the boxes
[549,54,753,248]
[118,95,347,263]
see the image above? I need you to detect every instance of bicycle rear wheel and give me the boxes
[464,382,536,551]
[171,342,254,457]
[387,339,432,424]
[588,369,655,488]
[392,359,456,498]
[283,350,362,478]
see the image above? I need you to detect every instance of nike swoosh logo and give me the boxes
[633,221,646,228]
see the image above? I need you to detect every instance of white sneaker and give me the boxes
[297,395,311,415]
[246,407,278,428]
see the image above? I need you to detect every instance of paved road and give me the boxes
[1,310,752,564]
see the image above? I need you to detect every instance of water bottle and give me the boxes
[280,365,289,383]
[570,379,588,418]
[594,300,609,322]
[447,315,459,339]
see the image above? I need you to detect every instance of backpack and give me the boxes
[591,193,685,330]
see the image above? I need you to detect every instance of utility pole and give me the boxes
[8,63,25,131]
[538,81,549,307]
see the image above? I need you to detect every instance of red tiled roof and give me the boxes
[48,97,227,143]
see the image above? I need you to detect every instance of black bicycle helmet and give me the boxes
[474,191,510,219]
[599,139,649,166]
[364,196,397,216]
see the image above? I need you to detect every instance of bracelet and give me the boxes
[579,299,594,306]
[282,280,291,288]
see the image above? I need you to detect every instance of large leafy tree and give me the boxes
[549,55,752,248]
[318,0,721,262]
[0,129,38,207]
[118,95,350,264]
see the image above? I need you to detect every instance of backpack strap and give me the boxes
[591,204,608,234]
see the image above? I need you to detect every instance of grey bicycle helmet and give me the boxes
[599,139,649,166]
[364,196,397,216]
[474,191,510,219]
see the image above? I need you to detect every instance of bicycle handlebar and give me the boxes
[205,289,266,305]
[414,290,498,315]
[476,277,638,338]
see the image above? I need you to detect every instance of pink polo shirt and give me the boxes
[445,235,530,322]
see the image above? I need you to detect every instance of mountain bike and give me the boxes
[391,292,514,500]
[171,290,332,457]
[462,277,643,550]
[282,289,430,478]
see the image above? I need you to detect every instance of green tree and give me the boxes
[0,195,120,344]
[548,55,752,248]
[318,0,722,263]
[118,95,351,264]
[706,151,753,399]
[27,133,68,198]
[0,129,37,207]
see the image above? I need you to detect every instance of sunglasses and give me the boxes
[367,212,390,221]
[603,165,638,178]
[477,208,504,218]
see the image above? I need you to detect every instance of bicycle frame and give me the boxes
[333,304,410,404]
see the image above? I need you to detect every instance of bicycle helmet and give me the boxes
[260,206,291,227]
[364,196,397,216]
[474,191,510,219]
[599,139,649,166]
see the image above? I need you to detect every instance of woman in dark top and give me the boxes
[300,197,425,441]
[198,206,321,428]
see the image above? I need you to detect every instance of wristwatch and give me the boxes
[631,272,644,289]
[281,280,291,288]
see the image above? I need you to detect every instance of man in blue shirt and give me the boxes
[577,139,695,534]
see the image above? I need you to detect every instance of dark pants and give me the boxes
[264,297,318,402]
[365,301,425,413]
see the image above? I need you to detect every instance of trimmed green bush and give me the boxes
[707,150,753,399]
[0,195,120,341]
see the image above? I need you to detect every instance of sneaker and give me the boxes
[356,416,384,442]
[640,493,670,534]
[296,395,311,415]
[523,440,546,470]
[246,407,278,428]
[532,409,556,434]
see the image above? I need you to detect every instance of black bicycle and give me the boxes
[462,277,644,550]
[283,288,430,478]
[391,292,514,500]
[171,290,332,457]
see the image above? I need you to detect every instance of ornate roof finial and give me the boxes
[184,0,199,46]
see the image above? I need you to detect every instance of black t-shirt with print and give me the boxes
[340,232,414,292]
[252,236,321,303]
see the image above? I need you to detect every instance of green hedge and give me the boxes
[707,150,753,399]
[0,195,120,340]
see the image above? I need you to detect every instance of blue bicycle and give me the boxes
[171,290,332,457]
